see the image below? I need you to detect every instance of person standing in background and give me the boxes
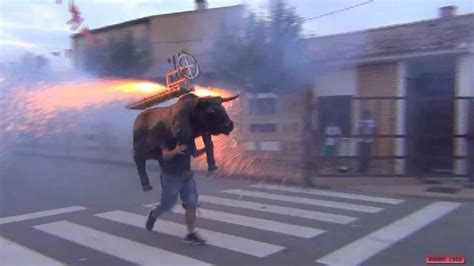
[357,110,376,175]
[324,120,342,171]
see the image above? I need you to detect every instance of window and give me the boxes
[248,98,277,115]
[259,141,281,151]
[249,123,277,133]
[318,96,352,136]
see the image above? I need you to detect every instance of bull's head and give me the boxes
[195,95,239,136]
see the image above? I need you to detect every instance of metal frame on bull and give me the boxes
[125,51,200,110]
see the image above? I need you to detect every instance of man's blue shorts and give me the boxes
[160,173,198,211]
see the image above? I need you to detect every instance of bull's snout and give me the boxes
[226,120,234,130]
[223,120,234,135]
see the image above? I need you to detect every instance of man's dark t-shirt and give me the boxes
[159,137,195,176]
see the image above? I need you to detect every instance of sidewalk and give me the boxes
[196,169,474,201]
[312,176,474,201]
[12,152,474,201]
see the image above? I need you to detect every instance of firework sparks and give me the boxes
[1,78,170,138]
[191,93,273,186]
[192,86,233,98]
[2,78,274,183]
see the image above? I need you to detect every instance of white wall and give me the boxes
[455,54,474,175]
[313,66,356,97]
[457,54,474,97]
[396,61,407,174]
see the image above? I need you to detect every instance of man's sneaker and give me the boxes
[145,210,156,231]
[184,232,206,246]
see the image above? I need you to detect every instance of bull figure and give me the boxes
[133,93,239,191]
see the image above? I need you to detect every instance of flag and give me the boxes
[67,0,84,30]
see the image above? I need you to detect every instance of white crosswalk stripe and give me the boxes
[316,201,462,266]
[0,236,63,266]
[197,195,357,224]
[34,220,210,266]
[171,206,325,238]
[0,206,86,225]
[251,184,405,204]
[96,210,285,257]
[222,189,383,213]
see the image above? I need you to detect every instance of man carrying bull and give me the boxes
[131,91,238,246]
[128,52,239,245]
[145,135,207,245]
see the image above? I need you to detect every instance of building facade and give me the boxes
[306,6,474,176]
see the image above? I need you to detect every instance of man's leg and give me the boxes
[146,174,179,231]
[365,143,372,174]
[360,143,370,174]
[357,143,363,173]
[149,206,165,220]
[185,207,197,234]
[358,143,367,174]
[181,177,206,245]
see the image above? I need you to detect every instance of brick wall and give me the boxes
[236,90,314,181]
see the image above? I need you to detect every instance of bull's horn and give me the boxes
[221,95,239,102]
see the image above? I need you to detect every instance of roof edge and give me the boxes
[312,47,471,65]
[307,12,474,41]
[72,5,244,39]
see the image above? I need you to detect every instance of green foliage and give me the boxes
[83,31,152,77]
[211,0,312,92]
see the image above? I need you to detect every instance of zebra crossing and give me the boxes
[0,184,462,265]
[96,210,284,258]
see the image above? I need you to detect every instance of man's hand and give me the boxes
[163,144,187,160]
[174,144,187,155]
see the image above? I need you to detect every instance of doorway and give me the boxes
[407,72,455,175]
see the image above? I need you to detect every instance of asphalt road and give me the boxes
[1,154,473,266]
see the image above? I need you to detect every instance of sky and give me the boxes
[0,0,473,70]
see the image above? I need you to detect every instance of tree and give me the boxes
[211,0,312,92]
[83,31,152,77]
